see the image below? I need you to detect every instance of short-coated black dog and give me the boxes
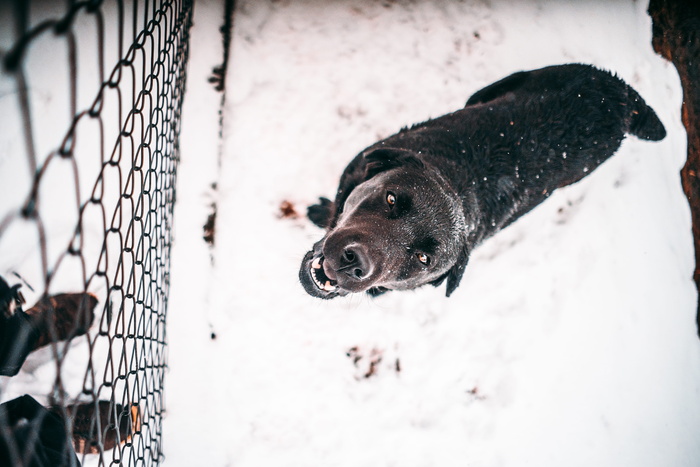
[299,64,666,299]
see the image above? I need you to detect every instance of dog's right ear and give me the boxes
[363,148,423,180]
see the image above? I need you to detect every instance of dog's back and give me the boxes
[466,63,665,141]
[375,64,666,242]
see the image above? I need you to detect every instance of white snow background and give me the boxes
[1,0,699,466]
[167,0,700,466]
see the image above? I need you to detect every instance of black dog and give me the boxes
[299,64,666,299]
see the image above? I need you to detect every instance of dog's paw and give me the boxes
[367,287,389,297]
[307,197,334,228]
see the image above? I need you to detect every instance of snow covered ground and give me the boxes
[166,1,700,466]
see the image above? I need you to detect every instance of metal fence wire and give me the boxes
[0,0,193,465]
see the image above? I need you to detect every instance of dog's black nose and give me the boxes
[341,247,370,280]
[322,230,380,292]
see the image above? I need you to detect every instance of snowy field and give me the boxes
[0,0,698,466]
[165,1,700,466]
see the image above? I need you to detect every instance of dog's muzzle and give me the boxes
[299,250,344,299]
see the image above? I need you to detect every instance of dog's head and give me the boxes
[299,148,470,299]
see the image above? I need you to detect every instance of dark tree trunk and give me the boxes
[648,0,700,336]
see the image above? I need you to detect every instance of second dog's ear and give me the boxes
[363,148,423,180]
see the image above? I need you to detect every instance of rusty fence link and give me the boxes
[0,0,193,465]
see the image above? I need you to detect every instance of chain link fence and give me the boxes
[0,0,193,465]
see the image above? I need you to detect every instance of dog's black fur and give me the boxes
[299,64,666,299]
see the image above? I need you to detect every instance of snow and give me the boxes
[166,1,700,466]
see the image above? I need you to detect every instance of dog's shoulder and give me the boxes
[465,63,613,107]
[465,70,530,106]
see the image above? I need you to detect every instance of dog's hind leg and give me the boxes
[626,86,666,141]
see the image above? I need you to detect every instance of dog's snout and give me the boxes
[322,230,381,291]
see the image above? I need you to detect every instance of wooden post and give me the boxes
[648,0,700,336]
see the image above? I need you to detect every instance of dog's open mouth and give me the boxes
[310,256,338,293]
[299,250,345,299]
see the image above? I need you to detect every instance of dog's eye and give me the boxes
[416,252,430,265]
[386,192,396,206]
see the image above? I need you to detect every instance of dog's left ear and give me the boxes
[431,243,470,297]
[363,148,424,180]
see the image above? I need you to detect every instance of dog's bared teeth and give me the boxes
[310,260,338,293]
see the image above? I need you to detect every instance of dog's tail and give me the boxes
[626,86,666,141]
